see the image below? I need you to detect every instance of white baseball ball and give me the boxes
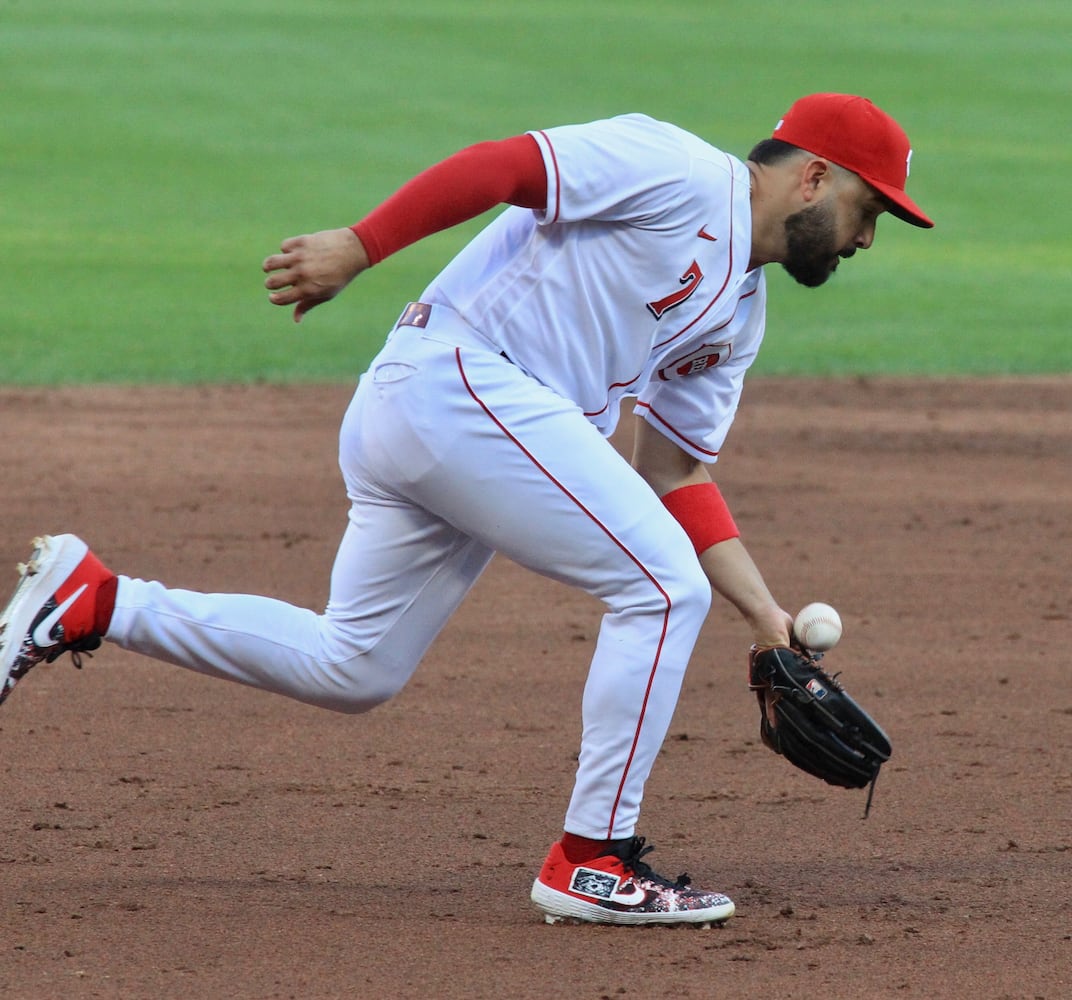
[793,602,843,652]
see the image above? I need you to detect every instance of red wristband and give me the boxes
[661,482,739,555]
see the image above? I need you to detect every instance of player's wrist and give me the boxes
[745,606,794,649]
[348,220,380,267]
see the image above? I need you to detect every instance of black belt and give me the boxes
[395,302,511,363]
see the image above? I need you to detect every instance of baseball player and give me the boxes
[0,94,932,926]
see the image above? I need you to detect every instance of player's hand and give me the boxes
[262,227,371,323]
[745,605,795,650]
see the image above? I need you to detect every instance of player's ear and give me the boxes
[799,158,833,203]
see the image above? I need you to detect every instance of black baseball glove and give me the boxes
[748,645,892,815]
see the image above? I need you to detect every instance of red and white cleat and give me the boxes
[531,835,735,926]
[0,534,116,707]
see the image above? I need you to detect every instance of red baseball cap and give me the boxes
[772,93,934,228]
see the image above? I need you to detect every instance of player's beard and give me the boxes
[781,200,848,288]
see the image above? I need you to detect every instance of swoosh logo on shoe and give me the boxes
[609,882,648,906]
[32,585,87,648]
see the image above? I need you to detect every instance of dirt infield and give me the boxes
[1,379,1069,1000]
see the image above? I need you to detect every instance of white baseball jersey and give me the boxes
[423,113,766,461]
[108,113,770,845]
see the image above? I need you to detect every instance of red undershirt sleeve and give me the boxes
[350,133,548,266]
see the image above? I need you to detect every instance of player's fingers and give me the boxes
[268,286,301,306]
[293,295,328,323]
[262,234,309,272]
[278,234,306,253]
[264,269,297,291]
[262,250,300,274]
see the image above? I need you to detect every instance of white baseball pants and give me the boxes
[107,305,712,840]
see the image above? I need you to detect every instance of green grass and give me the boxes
[3,0,1070,383]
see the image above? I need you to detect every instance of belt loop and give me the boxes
[396,302,432,330]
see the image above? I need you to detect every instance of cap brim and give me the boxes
[869,178,934,229]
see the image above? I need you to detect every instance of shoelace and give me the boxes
[1,637,101,706]
[615,836,691,890]
[44,635,101,668]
